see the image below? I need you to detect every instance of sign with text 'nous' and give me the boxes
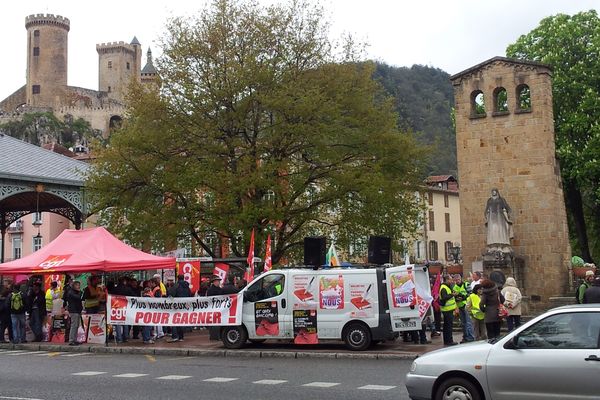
[107,294,242,326]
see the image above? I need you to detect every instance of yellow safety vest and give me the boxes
[452,283,468,308]
[45,289,54,310]
[84,286,103,309]
[439,284,457,312]
[468,293,484,320]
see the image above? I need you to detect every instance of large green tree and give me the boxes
[87,0,428,264]
[507,10,600,262]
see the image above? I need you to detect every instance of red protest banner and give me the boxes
[176,260,201,294]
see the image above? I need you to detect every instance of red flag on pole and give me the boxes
[264,234,272,272]
[245,229,255,282]
[432,272,441,312]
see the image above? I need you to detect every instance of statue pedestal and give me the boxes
[482,249,525,290]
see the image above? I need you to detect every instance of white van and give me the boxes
[220,264,431,351]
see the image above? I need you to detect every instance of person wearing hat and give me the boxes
[577,270,595,304]
[206,275,223,296]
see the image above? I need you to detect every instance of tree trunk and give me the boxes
[564,180,593,262]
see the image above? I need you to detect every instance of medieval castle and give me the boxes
[0,14,158,139]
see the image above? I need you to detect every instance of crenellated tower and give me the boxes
[25,14,70,108]
[96,37,142,103]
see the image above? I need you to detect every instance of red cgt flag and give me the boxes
[264,234,272,272]
[245,229,255,282]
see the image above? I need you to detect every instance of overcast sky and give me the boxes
[1,0,598,100]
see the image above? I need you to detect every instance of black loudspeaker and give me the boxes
[368,236,391,265]
[304,236,326,266]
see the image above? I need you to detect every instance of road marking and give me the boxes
[46,352,63,357]
[0,350,30,355]
[358,385,396,391]
[302,382,340,388]
[145,355,156,363]
[113,373,148,378]
[0,396,45,400]
[61,353,90,357]
[253,379,287,385]
[10,351,48,356]
[156,375,192,380]
[203,377,239,383]
[72,371,107,376]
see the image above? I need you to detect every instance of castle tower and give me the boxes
[96,37,142,103]
[141,47,159,87]
[450,57,571,310]
[25,14,70,108]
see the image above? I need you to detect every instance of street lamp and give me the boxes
[450,244,461,264]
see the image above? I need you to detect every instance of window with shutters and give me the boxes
[444,194,449,207]
[445,213,451,232]
[429,241,438,260]
[429,211,435,231]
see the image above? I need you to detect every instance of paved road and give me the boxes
[0,348,413,400]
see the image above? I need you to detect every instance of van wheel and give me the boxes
[343,323,371,351]
[435,377,481,400]
[222,326,248,349]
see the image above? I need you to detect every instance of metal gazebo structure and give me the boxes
[0,133,89,263]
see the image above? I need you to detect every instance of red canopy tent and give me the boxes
[0,227,175,274]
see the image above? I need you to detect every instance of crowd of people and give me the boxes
[404,271,527,347]
[0,272,248,346]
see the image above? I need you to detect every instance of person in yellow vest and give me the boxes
[452,274,475,343]
[45,281,61,315]
[153,274,167,297]
[466,284,486,341]
[439,274,458,346]
[82,275,106,314]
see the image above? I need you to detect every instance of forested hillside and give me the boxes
[374,63,456,176]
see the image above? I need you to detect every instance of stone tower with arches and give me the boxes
[0,14,158,138]
[450,57,571,310]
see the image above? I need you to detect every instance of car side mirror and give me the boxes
[504,335,519,350]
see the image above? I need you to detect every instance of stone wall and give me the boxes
[0,86,26,113]
[451,57,571,310]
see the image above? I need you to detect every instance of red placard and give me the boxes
[213,263,229,287]
[177,260,201,294]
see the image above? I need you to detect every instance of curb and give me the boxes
[0,342,419,360]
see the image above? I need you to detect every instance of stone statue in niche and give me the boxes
[485,188,514,254]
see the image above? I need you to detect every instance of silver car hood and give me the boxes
[413,341,493,375]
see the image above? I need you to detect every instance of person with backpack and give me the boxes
[9,284,27,344]
[576,270,595,304]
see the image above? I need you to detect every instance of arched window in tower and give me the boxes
[516,84,531,112]
[470,90,486,118]
[109,115,123,131]
[493,87,509,114]
[33,30,40,37]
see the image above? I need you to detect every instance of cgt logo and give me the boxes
[110,296,128,321]
[38,254,72,270]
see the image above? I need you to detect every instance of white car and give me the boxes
[405,304,600,400]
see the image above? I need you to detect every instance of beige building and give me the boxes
[0,13,158,138]
[411,175,462,264]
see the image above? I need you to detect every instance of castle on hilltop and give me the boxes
[0,14,158,138]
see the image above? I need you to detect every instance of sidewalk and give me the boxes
[0,330,465,360]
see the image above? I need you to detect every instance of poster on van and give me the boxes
[349,282,374,318]
[293,309,318,344]
[293,275,316,303]
[389,270,417,308]
[319,275,344,310]
[255,301,279,336]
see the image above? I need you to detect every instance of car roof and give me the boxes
[550,304,600,312]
